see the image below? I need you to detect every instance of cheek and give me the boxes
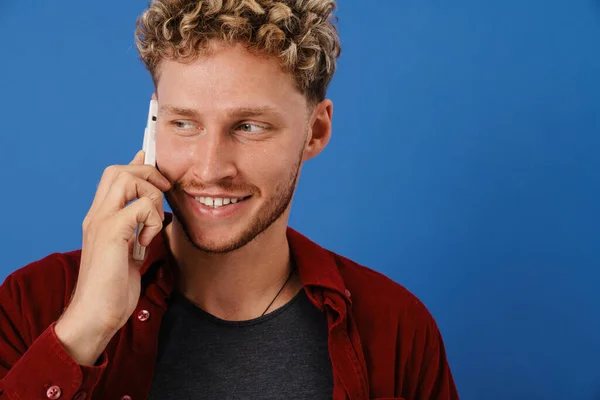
[155,133,193,180]
[247,140,302,186]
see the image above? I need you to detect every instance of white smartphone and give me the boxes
[132,99,158,261]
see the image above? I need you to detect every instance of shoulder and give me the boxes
[1,250,82,333]
[328,250,440,335]
[328,252,459,398]
[3,250,82,294]
[326,252,459,397]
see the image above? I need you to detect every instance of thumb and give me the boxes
[130,150,145,165]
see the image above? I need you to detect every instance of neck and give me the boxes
[164,217,301,321]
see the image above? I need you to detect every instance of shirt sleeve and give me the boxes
[415,320,460,400]
[0,274,109,399]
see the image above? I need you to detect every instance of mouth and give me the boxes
[193,195,252,209]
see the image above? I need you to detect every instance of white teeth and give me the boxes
[194,196,246,208]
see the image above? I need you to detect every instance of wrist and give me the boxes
[55,306,117,366]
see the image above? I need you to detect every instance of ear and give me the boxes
[303,99,333,161]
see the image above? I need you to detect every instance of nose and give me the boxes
[191,129,238,184]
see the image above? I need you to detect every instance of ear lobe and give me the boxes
[304,99,333,160]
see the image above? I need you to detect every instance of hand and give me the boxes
[55,150,171,365]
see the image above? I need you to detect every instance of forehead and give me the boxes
[155,43,307,113]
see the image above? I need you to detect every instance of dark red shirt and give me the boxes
[0,216,459,399]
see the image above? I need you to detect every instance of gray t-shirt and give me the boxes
[147,288,333,399]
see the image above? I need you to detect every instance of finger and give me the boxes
[87,164,170,221]
[130,150,145,165]
[92,150,157,205]
[125,165,171,192]
[86,151,146,221]
[97,172,166,218]
[115,197,163,246]
[97,164,171,193]
[103,164,171,192]
[137,218,162,247]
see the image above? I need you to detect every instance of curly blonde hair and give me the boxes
[135,0,341,106]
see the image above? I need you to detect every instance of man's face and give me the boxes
[154,42,315,253]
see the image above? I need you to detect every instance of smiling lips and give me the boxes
[194,195,251,208]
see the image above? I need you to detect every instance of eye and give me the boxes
[173,120,196,130]
[236,123,266,134]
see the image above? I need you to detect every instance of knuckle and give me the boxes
[138,196,154,208]
[102,165,118,180]
[115,170,133,183]
[150,188,163,202]
[147,167,164,182]
[82,213,101,232]
[82,216,91,230]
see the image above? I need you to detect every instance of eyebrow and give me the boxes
[159,105,284,120]
[159,105,199,118]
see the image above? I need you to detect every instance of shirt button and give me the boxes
[345,289,351,298]
[121,396,132,400]
[74,392,87,400]
[46,385,62,399]
[137,310,150,322]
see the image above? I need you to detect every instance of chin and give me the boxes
[170,201,285,254]
[184,223,260,254]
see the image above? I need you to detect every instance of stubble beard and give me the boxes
[164,146,305,254]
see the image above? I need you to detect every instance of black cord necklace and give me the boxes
[261,265,296,316]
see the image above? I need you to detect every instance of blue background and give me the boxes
[1,1,599,399]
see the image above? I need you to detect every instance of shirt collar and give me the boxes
[286,227,352,304]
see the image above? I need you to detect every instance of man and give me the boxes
[0,0,459,399]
